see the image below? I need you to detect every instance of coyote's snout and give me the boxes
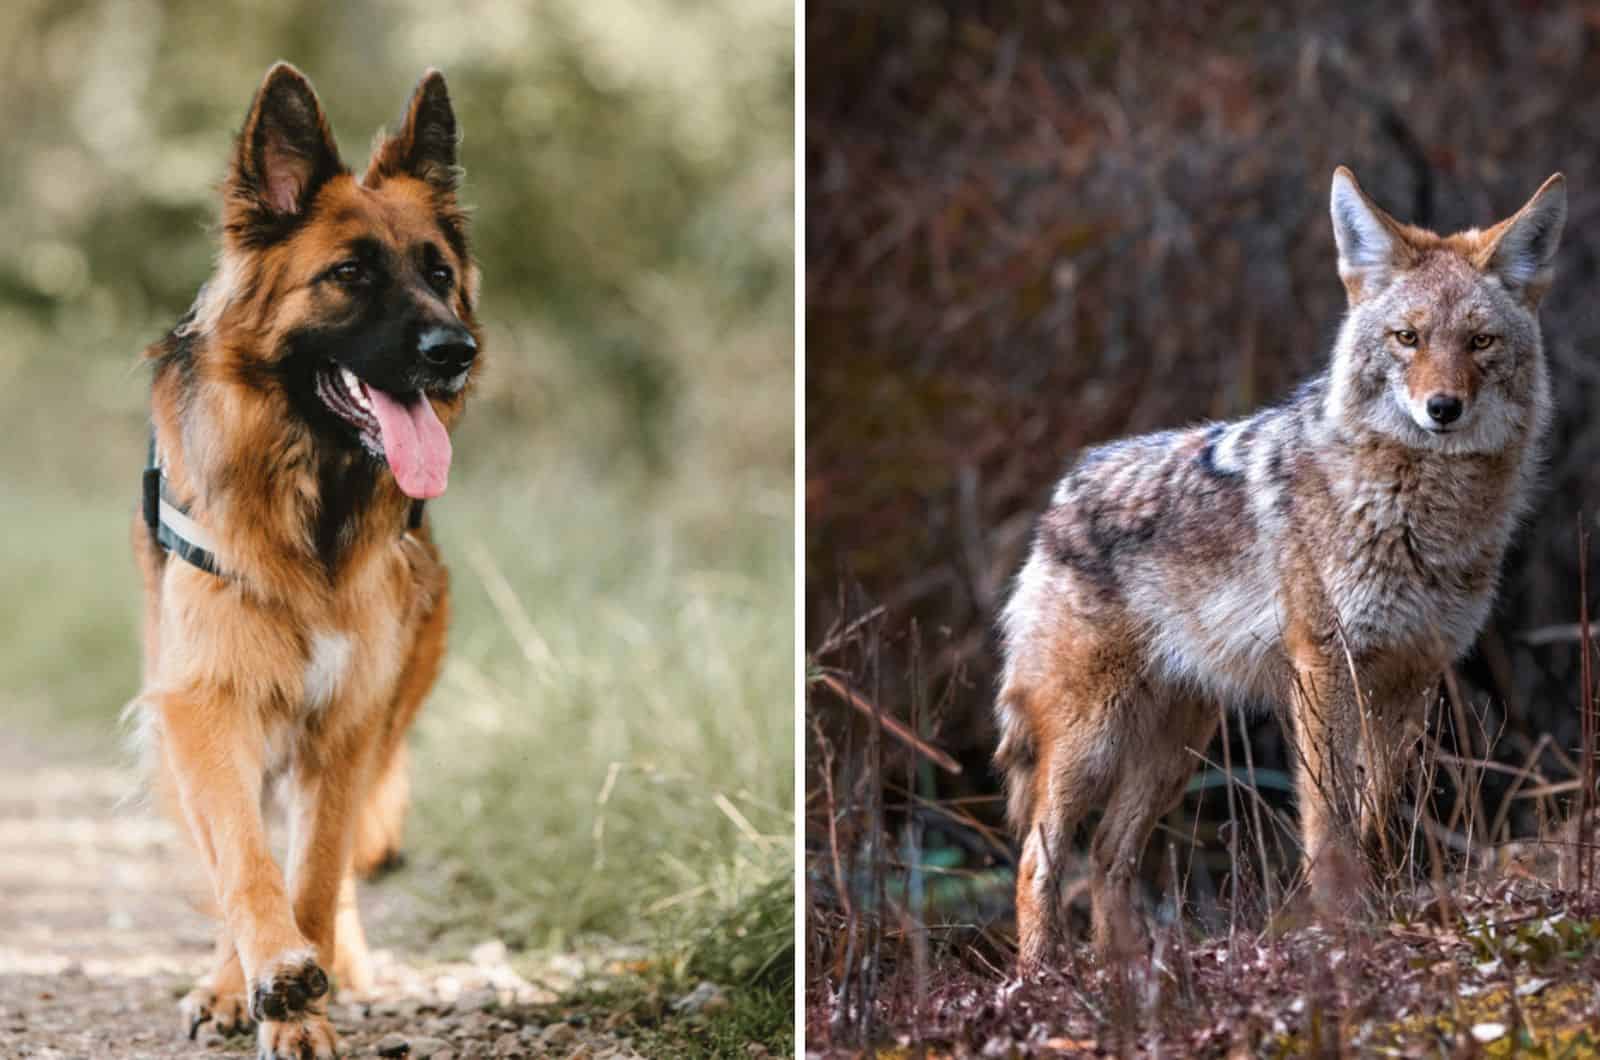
[997,167,1566,969]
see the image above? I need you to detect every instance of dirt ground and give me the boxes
[0,732,648,1060]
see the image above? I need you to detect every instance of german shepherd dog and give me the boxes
[131,63,480,1058]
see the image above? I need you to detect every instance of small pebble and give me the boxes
[459,987,499,1013]
[672,981,729,1015]
[540,1022,578,1047]
[409,1036,452,1059]
[470,940,508,968]
[375,1032,411,1057]
[492,1030,526,1058]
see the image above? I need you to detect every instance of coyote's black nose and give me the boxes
[1426,394,1463,426]
[418,325,477,371]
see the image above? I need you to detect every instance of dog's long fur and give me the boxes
[996,167,1565,969]
[130,63,480,1057]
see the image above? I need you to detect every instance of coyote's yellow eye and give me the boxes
[1471,333,1495,350]
[1394,329,1419,347]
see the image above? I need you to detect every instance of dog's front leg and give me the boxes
[285,734,375,987]
[157,691,337,1057]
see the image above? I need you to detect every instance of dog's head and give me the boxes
[194,63,481,500]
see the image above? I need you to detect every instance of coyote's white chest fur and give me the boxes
[996,165,1566,965]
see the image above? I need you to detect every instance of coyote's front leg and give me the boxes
[156,691,336,1058]
[1354,674,1433,879]
[1286,633,1367,914]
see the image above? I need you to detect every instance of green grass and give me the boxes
[0,490,144,730]
[407,450,794,1013]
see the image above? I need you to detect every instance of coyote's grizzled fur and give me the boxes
[996,167,1566,968]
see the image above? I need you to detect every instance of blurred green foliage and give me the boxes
[0,0,792,475]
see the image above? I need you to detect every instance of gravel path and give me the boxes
[0,734,646,1059]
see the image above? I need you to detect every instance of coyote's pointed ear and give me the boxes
[1330,167,1412,303]
[225,63,344,243]
[1480,173,1565,309]
[366,70,460,194]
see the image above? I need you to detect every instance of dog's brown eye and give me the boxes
[427,266,453,293]
[1471,333,1495,350]
[1394,329,1419,347]
[331,261,365,285]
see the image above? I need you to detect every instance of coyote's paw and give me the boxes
[256,1010,341,1059]
[179,983,252,1039]
[249,948,331,1023]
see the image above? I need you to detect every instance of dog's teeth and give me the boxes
[340,368,366,405]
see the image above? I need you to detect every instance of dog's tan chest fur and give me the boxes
[302,630,351,710]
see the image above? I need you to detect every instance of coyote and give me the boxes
[995,167,1566,968]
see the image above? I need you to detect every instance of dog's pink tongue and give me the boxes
[366,387,451,499]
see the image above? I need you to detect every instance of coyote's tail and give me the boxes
[993,686,1037,836]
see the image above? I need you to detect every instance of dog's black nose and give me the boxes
[418,325,477,371]
[1426,394,1464,426]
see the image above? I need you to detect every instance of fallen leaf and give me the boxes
[1516,977,1552,997]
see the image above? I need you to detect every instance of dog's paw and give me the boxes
[249,948,331,1023]
[256,1011,341,1059]
[331,942,375,998]
[179,983,253,1039]
[357,846,408,880]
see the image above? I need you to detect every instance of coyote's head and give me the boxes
[1325,167,1565,454]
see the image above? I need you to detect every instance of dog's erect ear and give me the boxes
[226,63,344,241]
[1330,167,1417,303]
[366,70,459,193]
[1479,173,1566,309]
